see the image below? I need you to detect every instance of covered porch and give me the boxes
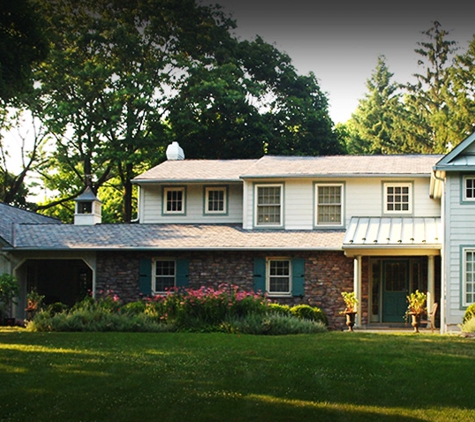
[343,217,442,330]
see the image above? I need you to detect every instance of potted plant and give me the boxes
[406,290,426,333]
[0,273,20,325]
[25,289,45,320]
[341,291,358,331]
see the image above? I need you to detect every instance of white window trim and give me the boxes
[152,259,176,294]
[462,248,475,307]
[315,183,344,227]
[266,257,292,297]
[254,183,284,227]
[163,187,186,215]
[463,176,475,202]
[204,186,227,214]
[383,182,412,214]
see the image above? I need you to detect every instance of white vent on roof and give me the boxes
[166,142,185,160]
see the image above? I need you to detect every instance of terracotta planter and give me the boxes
[345,311,357,332]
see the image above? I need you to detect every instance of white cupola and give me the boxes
[74,186,102,225]
[166,141,185,160]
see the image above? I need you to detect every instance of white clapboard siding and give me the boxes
[140,183,243,224]
[242,175,438,230]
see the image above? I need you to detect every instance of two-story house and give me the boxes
[3,134,475,332]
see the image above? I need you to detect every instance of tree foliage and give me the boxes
[344,22,463,155]
[29,0,339,221]
[402,21,458,153]
[0,0,49,103]
[345,56,403,154]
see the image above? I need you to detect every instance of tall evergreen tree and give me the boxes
[448,34,475,142]
[403,21,457,153]
[345,56,403,154]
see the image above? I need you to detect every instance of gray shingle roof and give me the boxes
[132,155,443,183]
[133,159,258,183]
[240,155,444,178]
[0,203,60,245]
[9,223,345,251]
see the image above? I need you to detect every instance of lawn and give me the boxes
[0,329,473,421]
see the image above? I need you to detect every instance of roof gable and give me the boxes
[435,132,475,171]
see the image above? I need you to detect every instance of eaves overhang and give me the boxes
[240,173,431,180]
[132,179,243,184]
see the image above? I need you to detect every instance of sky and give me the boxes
[209,0,475,123]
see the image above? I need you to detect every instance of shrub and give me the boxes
[290,304,328,326]
[26,284,328,335]
[26,309,174,333]
[222,313,327,335]
[122,300,146,315]
[268,303,291,316]
[45,302,68,316]
[460,316,475,333]
[463,303,475,323]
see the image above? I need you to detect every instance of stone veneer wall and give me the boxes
[95,250,354,330]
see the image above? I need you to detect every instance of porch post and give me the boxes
[427,255,435,315]
[354,255,362,327]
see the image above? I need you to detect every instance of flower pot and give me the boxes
[345,311,357,332]
[410,313,421,333]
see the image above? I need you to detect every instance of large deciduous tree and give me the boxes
[0,0,49,104]
[32,0,340,222]
[33,0,239,222]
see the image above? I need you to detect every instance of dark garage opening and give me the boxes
[24,259,93,307]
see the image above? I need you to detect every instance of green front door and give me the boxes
[382,260,409,323]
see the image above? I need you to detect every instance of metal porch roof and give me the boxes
[343,217,441,253]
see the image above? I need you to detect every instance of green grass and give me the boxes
[0,329,473,421]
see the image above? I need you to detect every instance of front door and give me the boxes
[382,260,408,323]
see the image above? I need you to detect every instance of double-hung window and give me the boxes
[384,183,412,214]
[463,249,475,305]
[255,184,283,227]
[205,187,227,214]
[163,187,185,215]
[463,176,475,201]
[267,258,291,296]
[316,184,343,226]
[153,259,176,293]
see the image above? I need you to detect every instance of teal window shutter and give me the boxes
[176,259,189,288]
[253,258,266,293]
[292,258,305,297]
[139,258,152,296]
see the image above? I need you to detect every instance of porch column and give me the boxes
[427,256,435,315]
[354,255,362,327]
